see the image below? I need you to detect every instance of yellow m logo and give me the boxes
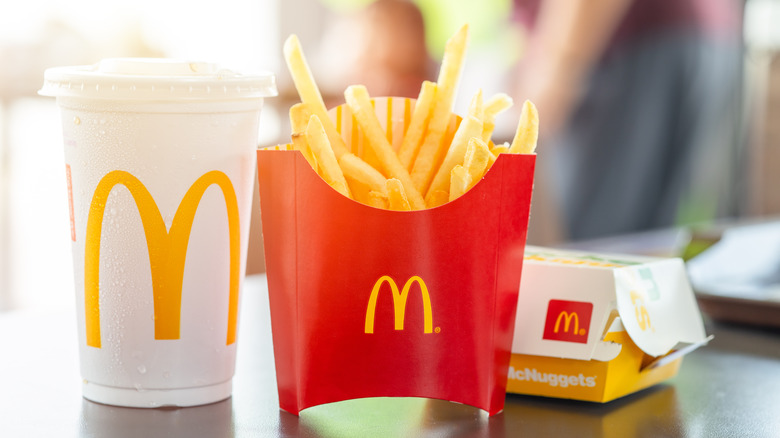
[84,170,240,348]
[554,311,579,334]
[364,275,433,334]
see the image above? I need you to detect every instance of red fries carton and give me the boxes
[256,97,535,415]
[506,246,711,402]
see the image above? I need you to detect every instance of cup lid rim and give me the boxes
[39,58,278,100]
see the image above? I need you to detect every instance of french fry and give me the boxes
[386,178,411,211]
[481,93,513,142]
[425,89,484,202]
[284,34,387,193]
[291,132,317,171]
[410,24,469,195]
[491,143,510,155]
[289,104,318,168]
[484,93,513,119]
[426,189,450,208]
[487,143,509,169]
[283,35,327,114]
[449,165,471,202]
[340,153,388,194]
[305,115,351,198]
[462,137,491,185]
[470,89,485,120]
[367,190,388,209]
[398,81,437,171]
[508,100,539,154]
[289,102,312,133]
[344,85,425,210]
[338,154,386,193]
[343,175,373,205]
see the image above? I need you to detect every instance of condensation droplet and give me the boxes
[73,117,80,125]
[137,365,147,374]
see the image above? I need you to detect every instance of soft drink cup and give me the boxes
[39,58,276,407]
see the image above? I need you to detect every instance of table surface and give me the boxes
[2,274,780,438]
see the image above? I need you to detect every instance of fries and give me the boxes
[482,93,513,142]
[289,102,312,134]
[425,89,484,204]
[367,190,388,209]
[449,165,471,202]
[344,85,425,210]
[284,34,387,194]
[410,24,470,195]
[291,132,317,171]
[305,115,351,198]
[462,137,491,184]
[508,100,540,154]
[280,26,540,211]
[427,190,450,209]
[487,143,509,168]
[386,179,412,211]
[289,104,317,169]
[398,81,437,171]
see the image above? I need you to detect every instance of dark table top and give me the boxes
[2,274,779,437]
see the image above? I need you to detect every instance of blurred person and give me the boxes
[351,0,433,97]
[513,0,744,241]
[317,0,434,103]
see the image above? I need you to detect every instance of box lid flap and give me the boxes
[614,258,708,357]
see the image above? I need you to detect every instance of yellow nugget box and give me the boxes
[507,246,711,402]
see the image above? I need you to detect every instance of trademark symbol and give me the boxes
[579,329,586,336]
[435,327,441,333]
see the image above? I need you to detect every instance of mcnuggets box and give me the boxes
[257,97,535,415]
[506,246,710,402]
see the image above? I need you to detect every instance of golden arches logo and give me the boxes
[84,170,241,348]
[364,275,433,334]
[543,299,592,343]
[554,311,580,334]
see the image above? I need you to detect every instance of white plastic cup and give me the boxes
[39,58,276,407]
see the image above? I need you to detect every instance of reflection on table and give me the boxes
[2,275,779,437]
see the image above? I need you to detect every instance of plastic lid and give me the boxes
[39,58,277,101]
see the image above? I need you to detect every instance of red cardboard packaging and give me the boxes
[256,97,535,415]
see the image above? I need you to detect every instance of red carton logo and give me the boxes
[543,300,593,344]
[365,276,435,334]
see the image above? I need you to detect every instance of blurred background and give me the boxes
[1,0,778,312]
